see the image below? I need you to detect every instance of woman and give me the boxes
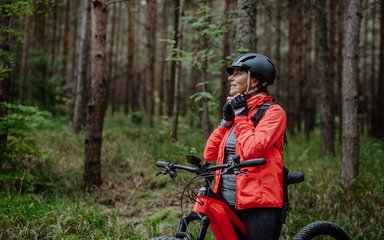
[204,53,287,240]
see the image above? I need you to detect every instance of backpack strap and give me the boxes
[252,101,274,126]
[252,100,288,146]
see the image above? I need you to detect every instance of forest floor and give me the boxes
[1,113,383,239]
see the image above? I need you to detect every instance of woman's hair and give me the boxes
[252,73,268,93]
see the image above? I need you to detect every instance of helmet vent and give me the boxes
[240,56,256,63]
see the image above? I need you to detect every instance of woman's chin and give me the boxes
[229,90,238,96]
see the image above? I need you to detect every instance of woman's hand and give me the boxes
[231,93,248,116]
[223,98,235,121]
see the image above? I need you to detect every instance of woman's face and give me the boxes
[227,69,251,96]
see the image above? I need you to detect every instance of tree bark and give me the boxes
[19,15,30,103]
[84,0,108,190]
[73,0,90,133]
[329,0,340,141]
[341,0,362,187]
[108,3,120,115]
[220,0,234,108]
[336,1,345,143]
[158,0,170,116]
[167,0,180,117]
[235,0,257,52]
[50,2,59,76]
[287,0,303,134]
[62,0,71,86]
[303,0,315,139]
[125,1,136,115]
[171,0,184,141]
[372,0,384,138]
[145,0,157,127]
[274,0,282,101]
[315,0,335,155]
[0,1,11,150]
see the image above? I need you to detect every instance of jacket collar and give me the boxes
[247,94,273,108]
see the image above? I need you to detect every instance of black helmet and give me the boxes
[226,53,276,85]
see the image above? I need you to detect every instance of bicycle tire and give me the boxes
[293,221,351,240]
[150,237,181,240]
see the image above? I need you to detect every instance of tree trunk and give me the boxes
[145,0,157,127]
[171,0,184,141]
[361,0,369,134]
[336,1,345,143]
[133,4,142,112]
[19,15,30,103]
[220,0,234,109]
[125,1,136,115]
[73,0,90,133]
[372,0,384,138]
[0,2,11,151]
[303,0,316,139]
[274,0,282,101]
[158,0,170,116]
[287,0,303,134]
[315,0,335,155]
[341,0,362,187]
[62,0,71,86]
[329,0,340,141]
[50,2,59,76]
[107,4,117,115]
[235,0,257,52]
[167,0,180,117]
[53,1,64,78]
[84,0,108,190]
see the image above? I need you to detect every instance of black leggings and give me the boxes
[234,207,282,240]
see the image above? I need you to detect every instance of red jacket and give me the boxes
[204,95,287,209]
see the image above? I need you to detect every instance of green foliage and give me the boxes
[0,1,42,17]
[0,103,51,169]
[0,115,383,239]
[190,91,215,102]
[281,132,384,239]
[144,208,180,238]
[0,193,137,240]
[0,103,54,196]
[26,50,69,115]
[0,0,51,82]
[0,64,11,81]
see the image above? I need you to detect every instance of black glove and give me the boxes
[231,93,248,116]
[223,101,234,121]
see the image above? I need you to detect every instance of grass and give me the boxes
[0,113,383,239]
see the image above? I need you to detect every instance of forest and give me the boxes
[0,0,383,239]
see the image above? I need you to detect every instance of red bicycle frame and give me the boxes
[156,157,303,240]
[192,195,245,239]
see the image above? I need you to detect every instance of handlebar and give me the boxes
[156,158,266,175]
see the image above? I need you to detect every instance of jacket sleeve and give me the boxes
[204,125,229,162]
[234,104,287,160]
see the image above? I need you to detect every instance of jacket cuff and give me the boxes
[219,119,233,128]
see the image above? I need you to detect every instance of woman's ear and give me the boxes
[251,77,259,88]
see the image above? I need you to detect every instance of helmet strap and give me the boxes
[244,71,267,97]
[246,71,251,93]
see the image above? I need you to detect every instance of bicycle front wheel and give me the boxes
[293,221,351,240]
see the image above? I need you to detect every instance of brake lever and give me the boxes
[222,161,237,174]
[234,169,248,176]
[156,163,178,178]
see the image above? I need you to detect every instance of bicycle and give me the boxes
[151,155,351,240]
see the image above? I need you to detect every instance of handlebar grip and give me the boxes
[238,158,266,168]
[156,160,169,168]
